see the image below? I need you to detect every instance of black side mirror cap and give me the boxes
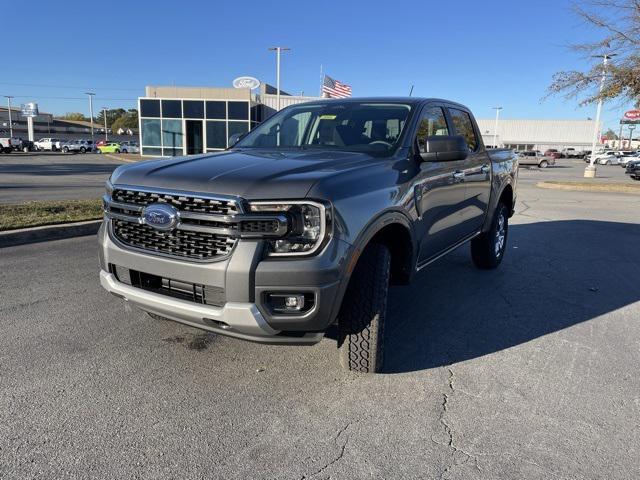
[419,135,469,162]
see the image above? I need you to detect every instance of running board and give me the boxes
[415,231,481,271]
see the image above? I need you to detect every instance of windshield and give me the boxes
[235,102,412,155]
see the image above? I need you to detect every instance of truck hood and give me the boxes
[110,149,380,199]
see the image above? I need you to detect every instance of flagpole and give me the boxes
[319,64,323,97]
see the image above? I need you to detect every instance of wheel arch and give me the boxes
[328,210,417,324]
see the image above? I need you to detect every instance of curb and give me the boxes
[536,181,640,195]
[103,153,142,163]
[0,220,102,248]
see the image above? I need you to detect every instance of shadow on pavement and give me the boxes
[381,220,640,373]
[0,162,120,176]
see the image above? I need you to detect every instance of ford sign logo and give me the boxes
[143,203,179,231]
[232,76,261,90]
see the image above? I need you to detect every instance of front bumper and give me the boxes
[98,221,351,344]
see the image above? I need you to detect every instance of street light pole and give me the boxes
[492,106,503,148]
[4,96,14,138]
[268,47,290,111]
[585,53,617,178]
[629,125,636,149]
[85,92,95,146]
[102,107,108,142]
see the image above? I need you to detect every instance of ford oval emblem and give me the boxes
[143,203,179,231]
[232,76,261,90]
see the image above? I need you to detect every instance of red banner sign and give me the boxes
[624,110,640,120]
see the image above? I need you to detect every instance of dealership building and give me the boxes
[138,85,315,157]
[138,85,601,156]
[476,118,599,152]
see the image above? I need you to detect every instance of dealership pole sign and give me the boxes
[620,109,640,124]
[20,102,39,117]
[232,76,261,90]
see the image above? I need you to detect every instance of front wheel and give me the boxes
[115,149,120,153]
[80,147,86,153]
[337,243,390,373]
[62,147,69,153]
[22,146,29,153]
[539,160,548,168]
[471,202,508,270]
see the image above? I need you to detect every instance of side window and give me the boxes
[416,106,449,153]
[449,108,479,152]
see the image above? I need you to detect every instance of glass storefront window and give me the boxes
[162,119,183,149]
[228,101,249,120]
[141,119,161,146]
[206,101,226,119]
[140,99,160,118]
[141,147,162,156]
[206,121,226,149]
[162,100,182,118]
[183,100,204,118]
[228,121,249,139]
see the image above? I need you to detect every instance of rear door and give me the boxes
[447,107,491,233]
[414,104,470,264]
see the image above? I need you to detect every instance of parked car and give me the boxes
[585,150,621,164]
[544,149,561,159]
[518,151,554,168]
[99,98,518,373]
[597,154,620,165]
[618,152,640,167]
[62,139,94,153]
[34,138,63,151]
[119,141,139,154]
[14,138,35,152]
[97,142,121,153]
[561,147,582,158]
[0,137,14,153]
[625,159,640,180]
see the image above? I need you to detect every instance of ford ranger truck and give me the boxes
[99,98,518,373]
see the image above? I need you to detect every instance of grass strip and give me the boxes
[0,199,103,231]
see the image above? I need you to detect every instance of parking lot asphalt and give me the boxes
[2,163,640,479]
[0,152,126,204]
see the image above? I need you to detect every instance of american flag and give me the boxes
[322,75,352,98]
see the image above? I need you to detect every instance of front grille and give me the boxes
[113,220,235,260]
[240,219,281,234]
[112,188,240,215]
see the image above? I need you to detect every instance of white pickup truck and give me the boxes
[34,138,63,151]
[0,137,15,153]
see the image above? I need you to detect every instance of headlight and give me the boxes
[248,201,330,256]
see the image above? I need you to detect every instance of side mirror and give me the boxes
[419,135,469,162]
[228,133,244,148]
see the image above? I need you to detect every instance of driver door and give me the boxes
[413,105,469,264]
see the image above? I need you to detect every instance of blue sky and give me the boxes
[2,0,632,131]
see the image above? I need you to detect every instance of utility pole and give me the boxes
[492,106,503,148]
[585,53,617,178]
[4,96,14,138]
[85,92,95,147]
[102,107,108,141]
[268,47,290,111]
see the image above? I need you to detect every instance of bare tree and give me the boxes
[548,0,640,106]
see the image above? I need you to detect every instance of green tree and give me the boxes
[603,128,618,139]
[59,112,89,122]
[548,0,640,106]
[95,108,126,128]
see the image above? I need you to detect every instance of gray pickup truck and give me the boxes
[99,98,517,373]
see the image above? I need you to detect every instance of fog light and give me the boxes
[266,292,313,314]
[284,295,305,311]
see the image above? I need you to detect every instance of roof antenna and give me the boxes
[409,85,414,97]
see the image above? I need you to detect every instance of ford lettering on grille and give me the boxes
[143,203,179,231]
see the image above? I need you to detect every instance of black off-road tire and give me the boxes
[471,202,509,270]
[337,243,390,373]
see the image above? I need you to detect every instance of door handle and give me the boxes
[480,164,490,174]
[452,170,465,181]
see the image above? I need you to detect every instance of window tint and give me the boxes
[141,119,161,146]
[449,108,479,151]
[206,121,227,149]
[161,100,181,118]
[183,100,204,118]
[140,99,160,117]
[415,106,449,153]
[162,119,183,148]
[228,101,249,120]
[206,101,226,119]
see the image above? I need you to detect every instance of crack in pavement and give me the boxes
[302,421,355,479]
[436,368,482,479]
